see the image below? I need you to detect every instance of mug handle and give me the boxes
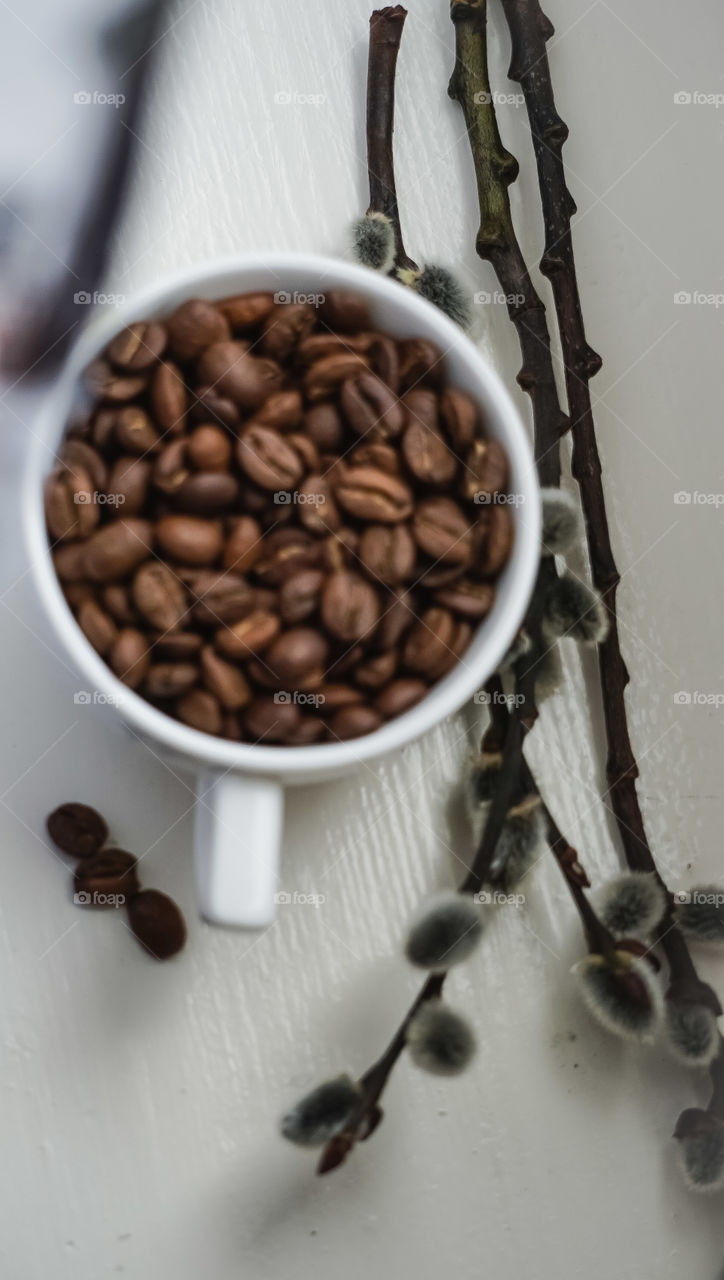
[193,771,283,927]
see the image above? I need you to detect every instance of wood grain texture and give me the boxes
[1,1,724,1275]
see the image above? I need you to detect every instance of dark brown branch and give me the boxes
[366,7,418,272]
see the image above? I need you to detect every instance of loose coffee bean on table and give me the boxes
[47,288,515,744]
[47,802,108,858]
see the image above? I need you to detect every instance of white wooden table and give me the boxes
[2,1,724,1275]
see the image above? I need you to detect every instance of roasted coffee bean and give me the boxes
[114,406,161,454]
[102,584,138,625]
[261,302,316,362]
[84,519,154,582]
[60,439,108,492]
[186,424,232,471]
[334,466,413,523]
[402,392,457,486]
[349,441,399,475]
[217,291,274,331]
[397,338,443,391]
[286,432,320,473]
[303,402,344,450]
[461,438,509,503]
[144,663,199,699]
[265,628,328,688]
[322,526,360,573]
[74,848,139,900]
[412,497,472,565]
[252,390,303,432]
[354,650,397,690]
[85,360,147,403]
[325,644,364,680]
[322,571,379,643]
[222,516,262,573]
[151,361,187,433]
[151,631,202,660]
[284,718,326,745]
[46,802,108,858]
[156,515,222,565]
[45,466,98,541]
[108,321,168,372]
[200,646,252,709]
[475,504,514,577]
[109,628,151,688]
[319,290,371,332]
[341,373,405,440]
[244,658,281,690]
[375,679,427,718]
[316,683,364,710]
[402,607,456,677]
[440,388,478,451]
[196,342,282,411]
[304,352,369,402]
[416,560,465,590]
[297,333,368,364]
[152,439,189,495]
[434,578,495,619]
[328,704,382,740]
[106,456,151,516]
[279,569,324,624]
[252,529,319,586]
[191,385,240,431]
[359,523,415,586]
[244,696,301,743]
[215,611,280,660]
[91,408,118,450]
[374,586,417,651]
[132,562,187,632]
[166,298,230,361]
[127,889,186,960]
[366,334,400,394]
[187,571,254,627]
[174,471,239,515]
[297,475,338,535]
[64,582,94,608]
[236,424,304,491]
[177,687,223,735]
[77,599,118,655]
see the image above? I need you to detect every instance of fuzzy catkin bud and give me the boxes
[469,750,502,806]
[398,264,471,329]
[540,487,580,556]
[404,891,484,972]
[488,800,545,891]
[280,1074,361,1148]
[531,643,562,701]
[350,212,395,273]
[406,1000,476,1076]
[665,999,720,1068]
[572,950,664,1043]
[497,628,532,675]
[674,885,724,947]
[595,871,668,939]
[542,573,609,646]
[674,1109,724,1193]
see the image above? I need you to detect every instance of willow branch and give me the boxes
[366,7,418,272]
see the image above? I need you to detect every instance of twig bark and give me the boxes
[366,7,418,272]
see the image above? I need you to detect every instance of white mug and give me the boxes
[24,253,541,928]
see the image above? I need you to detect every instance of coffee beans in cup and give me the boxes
[47,289,514,744]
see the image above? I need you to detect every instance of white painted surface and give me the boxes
[1,1,723,1276]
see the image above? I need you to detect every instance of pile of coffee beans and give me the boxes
[46,801,186,959]
[47,288,514,744]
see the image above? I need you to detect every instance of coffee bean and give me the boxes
[187,424,232,472]
[91,409,118,450]
[286,432,320,473]
[412,498,472,565]
[261,302,316,362]
[60,439,108,492]
[359,523,415,586]
[304,352,369,402]
[132,562,187,632]
[86,360,148,403]
[184,570,254,626]
[297,333,369,364]
[45,465,98,541]
[366,334,400,393]
[265,628,328,688]
[127,889,186,960]
[46,802,108,858]
[252,390,303,432]
[74,848,139,900]
[107,321,167,372]
[196,342,282,411]
[237,425,304,491]
[328,704,382,740]
[319,290,371,332]
[84,519,154,582]
[144,663,199,699]
[114,406,161,454]
[152,440,189,494]
[165,298,230,361]
[284,718,326,745]
[279,569,324,624]
[77,599,118,654]
[402,607,456,677]
[215,611,280,660]
[350,441,399,475]
[341,373,405,440]
[397,338,443,391]
[316,683,364,710]
[401,391,457,486]
[462,438,509,503]
[303,402,344,450]
[102,585,138,626]
[374,586,417,650]
[151,362,187,433]
[151,631,202,660]
[334,466,413,523]
[109,628,150,688]
[354,650,397,690]
[107,456,151,515]
[244,696,301,742]
[200,646,252,709]
[434,578,495,619]
[322,571,379,643]
[175,471,239,515]
[297,475,338,535]
[475,504,514,576]
[375,678,427,718]
[440,388,478,451]
[177,687,223,735]
[252,529,319,586]
[217,291,275,331]
[156,515,223,565]
[191,386,240,431]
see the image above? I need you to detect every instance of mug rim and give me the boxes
[24,251,541,779]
